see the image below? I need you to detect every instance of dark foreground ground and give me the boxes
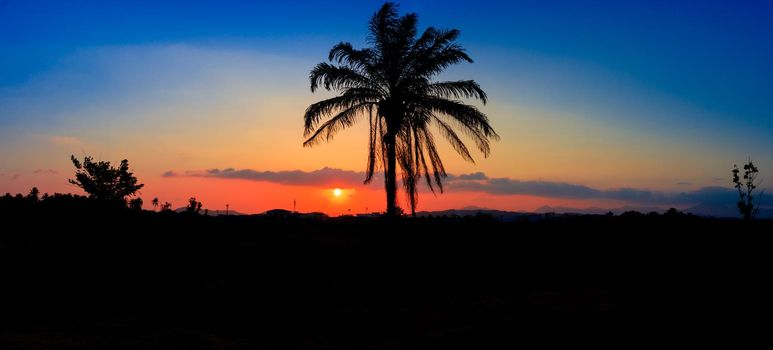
[1,205,772,348]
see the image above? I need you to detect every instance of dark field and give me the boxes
[1,204,772,348]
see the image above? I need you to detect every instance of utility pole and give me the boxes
[226,204,229,216]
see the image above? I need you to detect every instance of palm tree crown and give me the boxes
[303,2,498,216]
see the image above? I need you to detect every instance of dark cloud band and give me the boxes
[164,167,366,186]
[163,167,738,206]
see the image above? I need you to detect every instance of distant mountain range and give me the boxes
[173,208,245,216]
[415,208,535,222]
[534,205,665,215]
[418,204,773,220]
[683,203,773,219]
[171,204,772,220]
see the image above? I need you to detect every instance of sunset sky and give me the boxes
[1,0,771,215]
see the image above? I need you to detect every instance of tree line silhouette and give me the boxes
[0,153,766,220]
[31,155,202,215]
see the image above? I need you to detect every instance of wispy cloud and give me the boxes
[444,173,737,205]
[163,167,366,186]
[164,167,741,206]
[49,136,84,146]
[33,169,58,175]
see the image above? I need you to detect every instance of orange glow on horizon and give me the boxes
[0,171,675,217]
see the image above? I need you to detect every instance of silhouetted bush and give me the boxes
[621,211,643,218]
[26,187,40,202]
[186,197,203,214]
[68,155,144,206]
[733,157,764,220]
[129,197,144,211]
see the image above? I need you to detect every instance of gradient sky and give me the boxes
[1,0,771,215]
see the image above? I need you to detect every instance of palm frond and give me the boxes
[309,63,378,92]
[367,2,399,53]
[427,80,487,104]
[423,97,498,139]
[328,42,377,75]
[304,102,376,147]
[418,45,473,78]
[419,125,447,192]
[432,116,475,162]
[412,125,436,194]
[364,106,381,184]
[304,95,376,136]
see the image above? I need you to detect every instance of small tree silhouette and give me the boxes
[129,197,143,211]
[27,187,40,202]
[161,202,172,211]
[732,157,764,220]
[152,197,159,211]
[186,197,202,214]
[68,155,144,205]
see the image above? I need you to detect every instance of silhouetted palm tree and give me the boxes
[304,2,497,216]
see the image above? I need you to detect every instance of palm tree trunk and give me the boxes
[385,133,398,217]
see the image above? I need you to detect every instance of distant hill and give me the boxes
[170,204,772,220]
[207,209,246,216]
[535,205,666,215]
[685,203,773,219]
[416,208,539,222]
[173,207,245,216]
[419,204,773,220]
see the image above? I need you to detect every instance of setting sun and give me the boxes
[333,188,342,197]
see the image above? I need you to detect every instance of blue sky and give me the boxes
[2,0,771,132]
